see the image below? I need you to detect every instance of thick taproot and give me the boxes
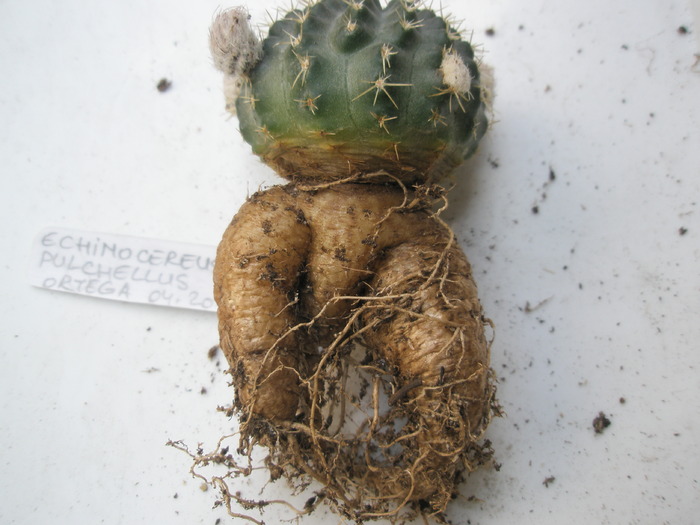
[214,184,489,435]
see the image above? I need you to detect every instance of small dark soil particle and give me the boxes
[543,476,555,488]
[157,78,172,92]
[593,411,611,434]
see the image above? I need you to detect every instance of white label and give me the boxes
[29,227,217,312]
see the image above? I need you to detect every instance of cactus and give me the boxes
[215,0,489,184]
[204,1,497,521]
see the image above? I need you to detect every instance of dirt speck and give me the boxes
[593,411,611,434]
[157,78,172,92]
[208,345,219,360]
[543,476,555,488]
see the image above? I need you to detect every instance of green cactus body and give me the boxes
[236,0,488,184]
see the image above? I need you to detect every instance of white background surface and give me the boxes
[1,0,699,524]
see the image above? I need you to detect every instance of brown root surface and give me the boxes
[208,182,498,522]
